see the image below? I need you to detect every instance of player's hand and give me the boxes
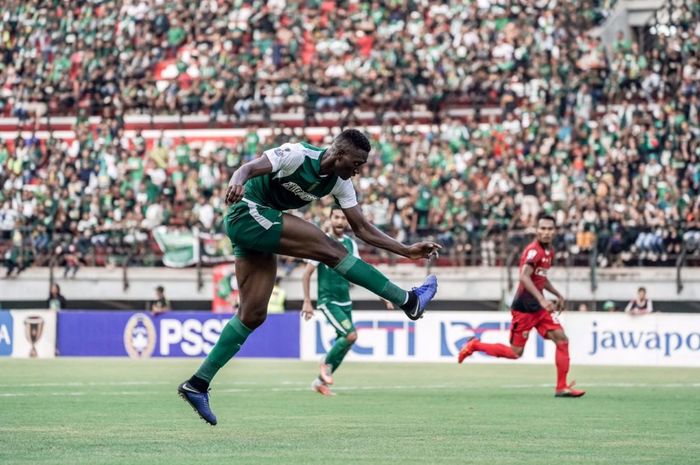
[556,297,566,313]
[383,299,394,310]
[541,300,556,313]
[301,300,315,321]
[225,183,245,205]
[406,241,442,260]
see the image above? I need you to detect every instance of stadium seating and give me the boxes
[1,0,699,273]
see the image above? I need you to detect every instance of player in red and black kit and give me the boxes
[457,215,585,397]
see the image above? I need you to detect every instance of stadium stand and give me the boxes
[1,0,699,273]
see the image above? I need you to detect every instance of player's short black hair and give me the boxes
[330,205,343,214]
[638,287,646,293]
[537,214,556,224]
[336,129,371,153]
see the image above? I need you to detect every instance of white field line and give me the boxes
[1,382,699,397]
[0,380,268,388]
[503,382,700,388]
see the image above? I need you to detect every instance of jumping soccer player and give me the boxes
[179,129,439,424]
[301,206,394,396]
[457,215,585,398]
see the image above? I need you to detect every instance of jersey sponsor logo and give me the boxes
[534,267,548,277]
[525,249,537,261]
[273,147,291,158]
[123,313,157,358]
[281,181,319,202]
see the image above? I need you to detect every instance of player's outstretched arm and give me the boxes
[301,262,317,321]
[225,156,273,204]
[342,205,441,260]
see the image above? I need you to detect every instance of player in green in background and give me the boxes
[301,206,394,396]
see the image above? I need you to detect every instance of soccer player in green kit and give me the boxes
[178,129,440,425]
[301,206,394,396]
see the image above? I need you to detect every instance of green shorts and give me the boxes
[318,302,355,337]
[225,199,284,258]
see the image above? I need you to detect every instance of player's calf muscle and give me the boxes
[238,285,272,328]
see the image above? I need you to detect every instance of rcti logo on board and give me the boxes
[314,319,416,358]
[439,320,545,358]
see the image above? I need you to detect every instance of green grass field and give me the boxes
[1,359,699,465]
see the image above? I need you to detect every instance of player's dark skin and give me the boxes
[224,138,441,330]
[510,217,568,357]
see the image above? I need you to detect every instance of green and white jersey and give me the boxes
[244,142,358,211]
[310,234,360,307]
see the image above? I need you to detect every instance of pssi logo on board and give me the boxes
[123,313,157,358]
[159,318,227,356]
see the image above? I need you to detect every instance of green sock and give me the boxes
[333,254,408,306]
[194,316,252,383]
[325,337,352,373]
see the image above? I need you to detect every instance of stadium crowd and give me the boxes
[2,0,617,119]
[1,0,700,274]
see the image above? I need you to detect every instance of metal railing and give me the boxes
[4,227,698,296]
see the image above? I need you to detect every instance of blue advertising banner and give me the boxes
[57,311,299,358]
[0,310,12,356]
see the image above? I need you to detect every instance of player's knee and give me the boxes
[238,307,267,329]
[511,345,524,358]
[346,332,358,344]
[317,240,348,268]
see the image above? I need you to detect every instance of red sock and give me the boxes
[555,342,570,390]
[474,341,519,359]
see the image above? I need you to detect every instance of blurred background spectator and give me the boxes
[267,276,287,313]
[603,300,618,312]
[150,285,172,315]
[47,283,67,310]
[625,286,654,314]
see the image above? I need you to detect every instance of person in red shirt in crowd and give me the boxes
[458,214,585,398]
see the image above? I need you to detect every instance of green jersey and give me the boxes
[244,142,358,211]
[310,235,359,306]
